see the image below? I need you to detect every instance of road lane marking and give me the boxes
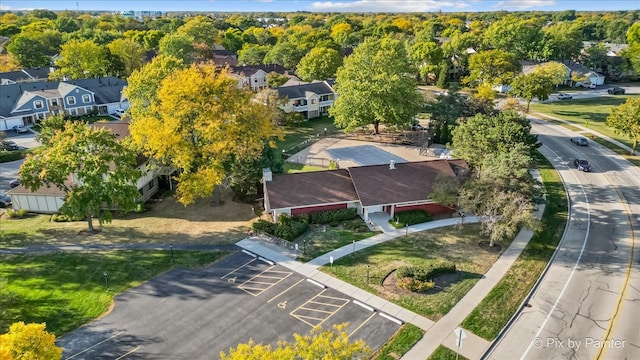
[114,346,141,360]
[594,174,636,360]
[238,267,292,296]
[290,289,350,327]
[521,145,592,360]
[268,279,304,303]
[220,257,257,279]
[65,331,124,359]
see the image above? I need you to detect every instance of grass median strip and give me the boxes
[460,152,568,340]
[427,345,469,360]
[372,323,424,360]
[0,250,230,335]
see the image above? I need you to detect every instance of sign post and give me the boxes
[330,256,334,271]
[453,327,467,360]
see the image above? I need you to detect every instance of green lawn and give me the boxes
[0,250,230,336]
[461,152,568,340]
[372,323,424,360]
[529,95,638,150]
[321,224,511,320]
[282,162,325,173]
[295,225,379,262]
[427,345,469,360]
[275,117,338,153]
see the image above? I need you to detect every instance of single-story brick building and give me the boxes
[263,159,468,222]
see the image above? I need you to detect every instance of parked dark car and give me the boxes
[571,136,588,146]
[1,140,19,151]
[608,87,625,95]
[411,124,426,131]
[0,192,11,208]
[9,179,20,188]
[574,159,591,172]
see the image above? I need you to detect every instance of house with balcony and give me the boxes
[277,81,336,119]
[0,76,128,131]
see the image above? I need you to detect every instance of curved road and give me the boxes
[488,118,640,359]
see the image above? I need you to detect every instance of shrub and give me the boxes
[252,216,309,241]
[397,277,435,292]
[5,209,28,219]
[308,208,358,224]
[396,261,456,282]
[390,210,433,228]
[134,202,148,213]
[253,219,277,233]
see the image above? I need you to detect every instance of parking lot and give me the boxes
[58,250,401,359]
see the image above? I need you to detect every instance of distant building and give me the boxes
[120,10,164,19]
[277,81,336,119]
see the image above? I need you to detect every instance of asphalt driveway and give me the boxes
[58,250,401,359]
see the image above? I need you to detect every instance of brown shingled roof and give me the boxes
[348,160,458,207]
[266,169,358,209]
[7,175,73,196]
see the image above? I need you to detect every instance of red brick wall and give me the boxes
[291,203,348,216]
[394,203,453,215]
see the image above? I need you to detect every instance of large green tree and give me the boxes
[128,64,280,205]
[409,41,444,83]
[330,36,422,134]
[177,15,219,47]
[124,55,185,120]
[52,39,109,79]
[508,72,554,112]
[238,43,271,65]
[20,121,141,232]
[159,33,195,64]
[606,97,640,154]
[466,50,518,86]
[483,18,543,60]
[295,47,342,81]
[451,111,540,170]
[7,30,62,68]
[107,38,146,77]
[541,22,584,61]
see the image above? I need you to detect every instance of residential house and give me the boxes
[0,76,128,131]
[277,81,336,119]
[8,121,159,214]
[519,60,605,87]
[0,67,52,85]
[263,159,468,223]
[228,64,289,92]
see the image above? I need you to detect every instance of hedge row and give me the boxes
[307,208,358,225]
[390,210,432,228]
[396,261,457,282]
[252,216,309,241]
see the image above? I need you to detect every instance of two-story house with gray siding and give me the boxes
[0,76,128,131]
[277,81,336,119]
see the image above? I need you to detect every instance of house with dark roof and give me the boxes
[228,64,289,92]
[263,159,467,222]
[8,121,159,214]
[277,81,336,119]
[0,67,52,85]
[0,76,128,131]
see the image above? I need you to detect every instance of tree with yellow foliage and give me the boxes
[128,64,280,205]
[219,323,370,360]
[0,322,62,360]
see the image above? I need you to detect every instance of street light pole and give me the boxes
[170,244,174,264]
[303,240,306,255]
[352,240,355,256]
[405,224,408,237]
[324,128,327,137]
[366,265,370,283]
[103,271,109,291]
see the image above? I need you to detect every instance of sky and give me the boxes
[0,0,638,13]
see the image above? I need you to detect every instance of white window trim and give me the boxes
[82,94,91,103]
[34,100,44,109]
[67,96,76,105]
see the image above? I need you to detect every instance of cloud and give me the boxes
[310,0,470,12]
[0,4,11,10]
[494,0,555,10]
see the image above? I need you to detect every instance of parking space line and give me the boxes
[65,331,124,359]
[220,257,257,279]
[114,346,141,360]
[307,300,343,308]
[290,289,351,328]
[237,267,293,296]
[349,312,377,338]
[268,279,305,303]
